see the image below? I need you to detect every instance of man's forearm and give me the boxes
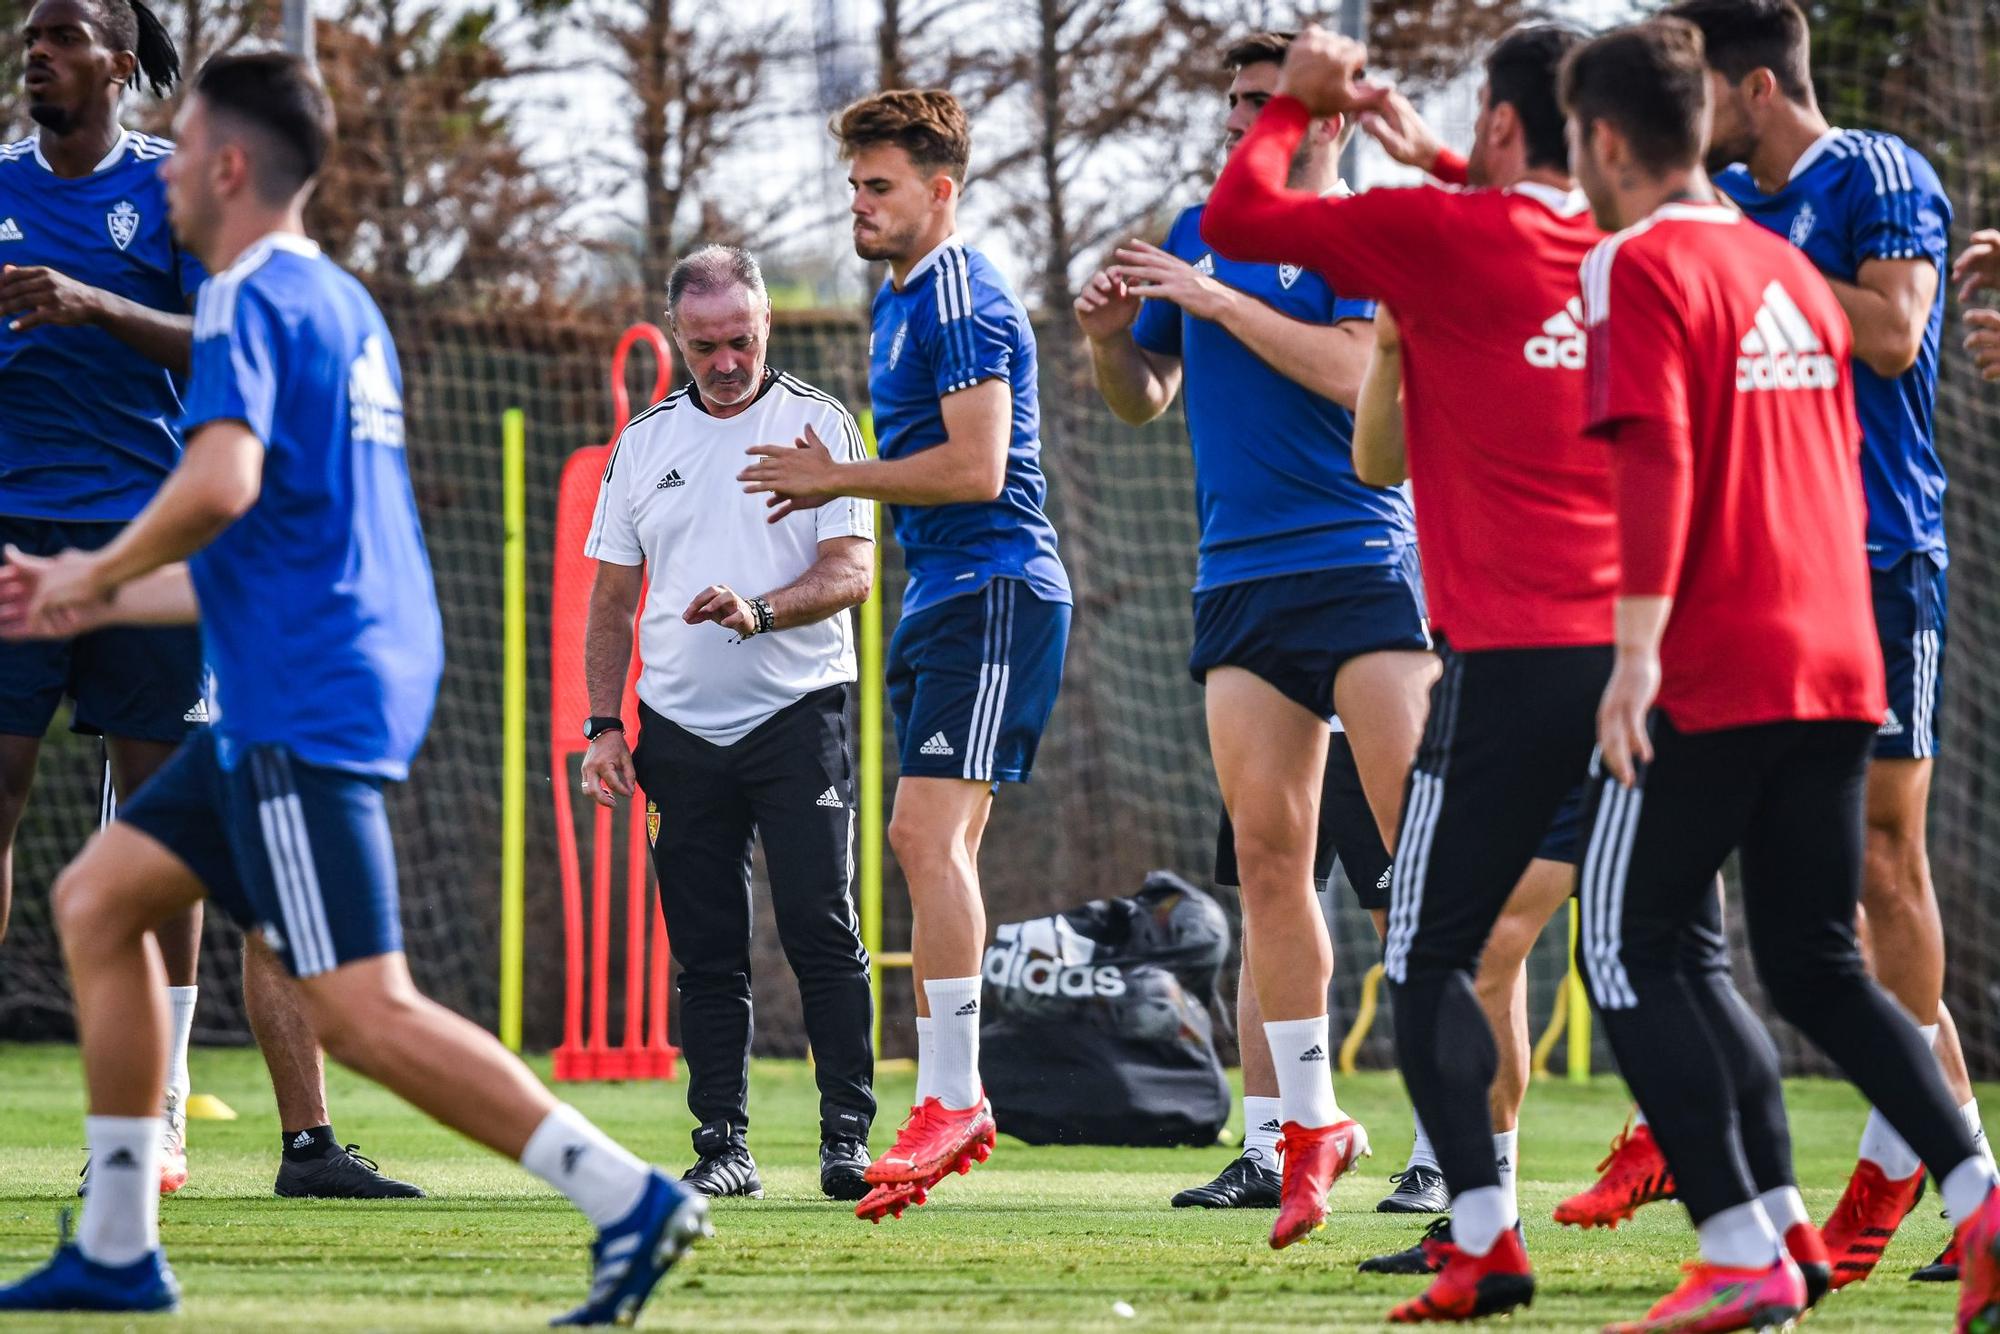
[1352,345,1406,485]
[1087,334,1177,425]
[105,564,201,625]
[92,471,244,592]
[1203,96,1351,283]
[824,447,1000,507]
[583,600,636,716]
[95,296,194,375]
[762,549,873,630]
[1216,291,1370,408]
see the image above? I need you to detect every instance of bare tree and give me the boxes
[308,2,571,307]
[587,0,796,303]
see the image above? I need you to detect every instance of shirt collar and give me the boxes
[30,128,132,174]
[1653,202,1739,224]
[1507,180,1591,217]
[901,233,964,286]
[225,230,322,278]
[1788,127,1845,182]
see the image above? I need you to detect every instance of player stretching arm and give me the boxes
[740,90,1071,1224]
[1077,28,1432,1230]
[1562,22,2000,1328]
[0,54,705,1324]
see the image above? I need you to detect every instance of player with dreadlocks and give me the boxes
[0,0,423,1201]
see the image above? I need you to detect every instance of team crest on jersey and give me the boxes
[1194,253,1215,276]
[1278,263,1302,290]
[1789,203,1816,247]
[646,801,660,846]
[106,200,140,251]
[888,320,908,369]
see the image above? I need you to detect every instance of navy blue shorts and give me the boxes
[0,518,203,743]
[1871,553,1946,759]
[1539,783,1585,866]
[118,730,403,977]
[1188,554,1431,720]
[888,578,1069,784]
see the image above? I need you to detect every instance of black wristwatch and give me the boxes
[583,715,625,742]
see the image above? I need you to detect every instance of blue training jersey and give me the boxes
[1716,129,1951,569]
[1132,201,1413,593]
[867,236,1070,616]
[180,234,443,780]
[0,130,205,521]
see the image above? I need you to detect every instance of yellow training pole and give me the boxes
[1566,898,1591,1082]
[499,407,527,1051]
[857,411,887,1056]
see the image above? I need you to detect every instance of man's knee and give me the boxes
[303,978,420,1072]
[52,857,138,954]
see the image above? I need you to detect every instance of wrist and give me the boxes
[747,595,776,636]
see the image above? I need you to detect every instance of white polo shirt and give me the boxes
[584,369,874,745]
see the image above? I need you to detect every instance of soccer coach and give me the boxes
[580,244,878,1203]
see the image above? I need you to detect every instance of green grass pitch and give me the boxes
[0,1043,1977,1330]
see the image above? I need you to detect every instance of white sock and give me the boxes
[78,1116,161,1266]
[1453,1185,1514,1257]
[1633,1107,1648,1127]
[1760,1185,1809,1237]
[1263,1015,1340,1129]
[1493,1128,1519,1220]
[1963,1099,1995,1169]
[1856,1023,1940,1180]
[1407,1111,1440,1173]
[520,1104,650,1229]
[1243,1095,1283,1167]
[165,985,198,1106]
[922,977,982,1110]
[1942,1156,2000,1228]
[914,1016,936,1104]
[1857,1109,1923,1180]
[1697,1199,1782,1268]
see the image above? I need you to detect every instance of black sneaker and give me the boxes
[1359,1216,1454,1275]
[1170,1152,1281,1208]
[1376,1165,1450,1214]
[682,1122,763,1200]
[820,1137,872,1201]
[1910,1219,1959,1282]
[275,1143,426,1199]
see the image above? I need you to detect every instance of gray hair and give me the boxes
[666,244,768,319]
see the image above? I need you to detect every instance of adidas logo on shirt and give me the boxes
[815,786,844,809]
[1737,281,1839,392]
[920,732,955,757]
[657,469,684,489]
[955,1000,980,1017]
[0,218,21,242]
[1524,297,1587,369]
[1299,1043,1327,1063]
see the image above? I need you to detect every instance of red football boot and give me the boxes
[855,1176,931,1223]
[1603,1256,1806,1334]
[1269,1118,1370,1250]
[1554,1117,1675,1229]
[1821,1159,1926,1291]
[1386,1225,1535,1323]
[862,1095,996,1188]
[1953,1183,2000,1333]
[1783,1221,1830,1308]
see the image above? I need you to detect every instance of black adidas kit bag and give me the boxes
[977,871,1231,1146]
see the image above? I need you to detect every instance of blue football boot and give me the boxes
[550,1169,710,1327]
